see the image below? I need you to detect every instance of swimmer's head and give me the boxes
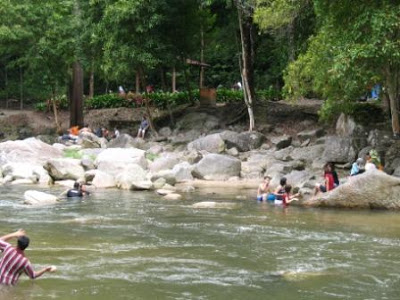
[17,236,30,250]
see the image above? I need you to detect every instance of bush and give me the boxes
[85,94,127,109]
[34,102,47,111]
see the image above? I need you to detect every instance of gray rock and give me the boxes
[175,112,220,132]
[45,158,85,180]
[24,190,58,205]
[78,132,104,149]
[130,181,153,190]
[193,154,241,180]
[149,154,180,172]
[226,147,239,157]
[274,146,293,161]
[304,170,400,209]
[151,170,177,186]
[153,178,167,189]
[271,135,292,150]
[219,130,265,152]
[188,133,225,153]
[322,136,356,163]
[0,138,63,167]
[183,150,203,164]
[115,166,147,190]
[291,145,325,165]
[159,127,172,137]
[163,193,182,200]
[170,130,201,145]
[92,171,116,188]
[297,128,325,142]
[108,134,145,149]
[171,162,194,182]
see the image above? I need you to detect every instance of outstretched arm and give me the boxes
[25,264,55,280]
[0,229,25,242]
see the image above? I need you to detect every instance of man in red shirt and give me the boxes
[0,229,55,285]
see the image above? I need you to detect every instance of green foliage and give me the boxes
[146,152,159,162]
[319,100,384,125]
[85,94,126,109]
[34,102,47,112]
[63,148,83,159]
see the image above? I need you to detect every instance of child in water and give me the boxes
[257,176,275,201]
[276,185,299,207]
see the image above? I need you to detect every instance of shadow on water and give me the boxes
[1,185,400,299]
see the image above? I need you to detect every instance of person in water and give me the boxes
[273,177,287,200]
[314,163,335,195]
[257,175,274,201]
[280,185,300,207]
[67,182,89,197]
[0,229,55,285]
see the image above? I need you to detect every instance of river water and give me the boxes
[0,185,400,299]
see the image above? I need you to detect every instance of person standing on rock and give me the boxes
[257,175,273,201]
[0,229,56,285]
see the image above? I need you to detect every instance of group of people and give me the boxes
[257,176,300,207]
[258,149,384,205]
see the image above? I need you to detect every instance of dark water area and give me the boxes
[0,185,400,299]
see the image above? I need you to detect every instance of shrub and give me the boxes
[63,148,82,159]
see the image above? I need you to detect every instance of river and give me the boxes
[0,185,400,299]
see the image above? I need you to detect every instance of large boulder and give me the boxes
[175,112,220,132]
[95,148,147,177]
[45,158,85,180]
[291,145,325,165]
[240,153,273,179]
[193,154,241,180]
[92,171,116,188]
[2,163,37,181]
[171,162,194,182]
[0,138,63,167]
[108,134,145,149]
[188,133,225,153]
[303,170,400,209]
[219,131,265,152]
[115,165,147,190]
[78,132,106,149]
[322,136,356,164]
[149,154,180,173]
[297,128,325,142]
[24,190,58,206]
[271,135,292,150]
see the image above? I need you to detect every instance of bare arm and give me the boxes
[25,264,54,280]
[0,229,25,242]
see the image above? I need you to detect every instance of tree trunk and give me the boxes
[135,70,140,94]
[5,65,8,108]
[183,61,194,104]
[172,67,177,92]
[70,61,84,127]
[236,0,256,131]
[89,65,94,99]
[138,66,158,136]
[385,65,400,136]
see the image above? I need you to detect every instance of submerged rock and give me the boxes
[303,170,400,209]
[24,190,58,205]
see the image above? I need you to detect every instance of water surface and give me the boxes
[0,185,400,299]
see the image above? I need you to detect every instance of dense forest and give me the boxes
[0,0,399,135]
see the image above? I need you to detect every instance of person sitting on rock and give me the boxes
[365,153,377,172]
[79,124,92,134]
[137,115,149,139]
[66,182,89,198]
[350,158,365,176]
[328,162,340,187]
[314,163,335,195]
[257,175,274,201]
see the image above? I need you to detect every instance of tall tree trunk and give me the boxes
[135,70,140,94]
[70,61,84,127]
[172,67,177,93]
[89,65,94,99]
[138,66,158,136]
[385,65,400,136]
[19,66,23,110]
[288,21,295,62]
[236,0,256,131]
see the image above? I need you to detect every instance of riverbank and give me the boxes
[0,100,399,209]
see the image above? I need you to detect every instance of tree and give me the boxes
[284,0,400,136]
[234,0,256,131]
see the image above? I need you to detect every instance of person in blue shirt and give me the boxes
[137,115,149,139]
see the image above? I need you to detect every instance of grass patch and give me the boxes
[63,148,83,159]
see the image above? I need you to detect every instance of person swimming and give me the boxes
[66,182,90,198]
[257,176,273,201]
